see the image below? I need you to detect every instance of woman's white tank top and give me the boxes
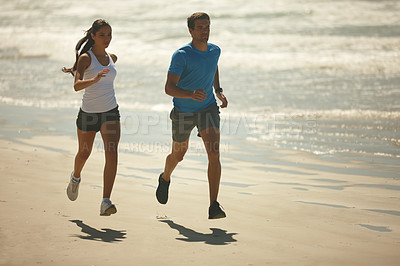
[81,49,117,113]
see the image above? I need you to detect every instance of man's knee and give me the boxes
[207,149,220,162]
[172,141,189,162]
[205,142,220,162]
[171,149,186,162]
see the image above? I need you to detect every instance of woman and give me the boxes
[62,19,120,216]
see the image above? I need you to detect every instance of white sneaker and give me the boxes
[67,172,80,201]
[100,199,117,216]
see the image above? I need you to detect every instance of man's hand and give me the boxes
[216,92,228,108]
[191,89,207,101]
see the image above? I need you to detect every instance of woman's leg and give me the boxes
[100,120,121,198]
[74,128,96,178]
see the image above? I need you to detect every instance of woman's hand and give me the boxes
[93,68,110,83]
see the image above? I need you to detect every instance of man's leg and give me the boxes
[162,139,189,181]
[157,107,194,204]
[200,126,221,204]
[157,139,189,204]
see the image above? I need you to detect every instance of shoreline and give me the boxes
[1,102,399,165]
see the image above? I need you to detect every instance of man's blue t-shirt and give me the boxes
[168,42,220,113]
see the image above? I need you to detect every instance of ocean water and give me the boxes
[0,0,399,160]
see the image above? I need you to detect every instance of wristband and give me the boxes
[215,88,223,94]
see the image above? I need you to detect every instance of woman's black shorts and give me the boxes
[76,106,120,132]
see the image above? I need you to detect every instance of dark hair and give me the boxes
[62,19,111,76]
[187,12,210,30]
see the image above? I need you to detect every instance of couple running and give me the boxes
[62,12,228,219]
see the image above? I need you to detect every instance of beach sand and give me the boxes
[0,134,399,266]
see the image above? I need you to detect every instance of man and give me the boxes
[156,12,228,219]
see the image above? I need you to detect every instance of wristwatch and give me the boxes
[215,88,223,94]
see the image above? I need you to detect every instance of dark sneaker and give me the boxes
[156,173,170,204]
[208,201,226,219]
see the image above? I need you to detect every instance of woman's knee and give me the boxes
[77,149,91,161]
[104,140,119,153]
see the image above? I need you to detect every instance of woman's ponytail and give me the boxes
[62,19,110,76]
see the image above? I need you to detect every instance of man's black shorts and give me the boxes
[170,103,220,142]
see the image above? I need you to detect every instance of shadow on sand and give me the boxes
[69,220,126,243]
[159,219,237,245]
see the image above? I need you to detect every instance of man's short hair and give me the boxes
[187,12,210,29]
